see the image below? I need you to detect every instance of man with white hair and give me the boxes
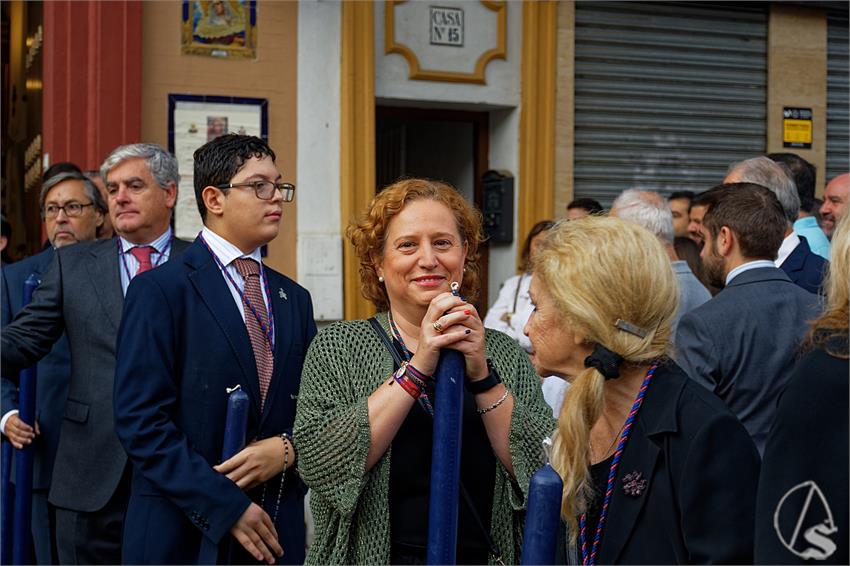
[1,144,191,563]
[725,156,827,294]
[611,188,711,340]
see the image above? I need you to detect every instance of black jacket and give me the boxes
[558,360,760,564]
[755,344,848,564]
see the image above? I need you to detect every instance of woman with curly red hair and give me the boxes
[294,178,554,564]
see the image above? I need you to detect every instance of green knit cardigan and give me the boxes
[293,312,557,565]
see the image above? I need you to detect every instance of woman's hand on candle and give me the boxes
[424,294,488,379]
[229,502,283,564]
[214,436,287,490]
[412,292,483,375]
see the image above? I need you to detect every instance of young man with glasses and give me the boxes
[1,170,106,564]
[114,134,317,565]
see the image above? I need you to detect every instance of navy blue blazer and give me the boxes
[780,236,828,294]
[114,239,317,564]
[557,361,761,564]
[1,247,71,490]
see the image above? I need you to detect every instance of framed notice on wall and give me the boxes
[168,94,268,239]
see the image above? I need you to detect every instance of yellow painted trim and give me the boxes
[385,0,506,84]
[518,0,557,256]
[341,0,377,320]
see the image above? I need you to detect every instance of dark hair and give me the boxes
[696,183,786,261]
[519,219,555,272]
[768,152,816,213]
[567,197,603,215]
[193,134,276,222]
[668,190,695,203]
[673,236,712,290]
[43,162,82,183]
[1,214,10,239]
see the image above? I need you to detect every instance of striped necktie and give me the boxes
[234,258,273,406]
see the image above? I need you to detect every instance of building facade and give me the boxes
[3,0,848,321]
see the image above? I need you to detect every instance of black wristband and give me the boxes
[466,359,502,394]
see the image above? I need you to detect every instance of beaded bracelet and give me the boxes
[476,389,509,415]
[260,433,291,525]
[393,365,422,399]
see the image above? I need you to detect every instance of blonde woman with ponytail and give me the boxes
[525,216,760,564]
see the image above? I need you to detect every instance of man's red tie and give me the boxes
[234,258,273,407]
[129,246,154,276]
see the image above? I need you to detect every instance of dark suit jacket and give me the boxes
[113,239,317,565]
[755,344,848,564]
[675,266,819,454]
[780,236,828,294]
[1,247,71,490]
[557,361,760,564]
[0,237,190,512]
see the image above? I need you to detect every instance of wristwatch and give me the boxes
[466,359,502,394]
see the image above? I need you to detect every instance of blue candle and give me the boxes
[521,464,564,565]
[426,348,465,565]
[2,440,13,565]
[13,274,39,565]
[221,386,250,461]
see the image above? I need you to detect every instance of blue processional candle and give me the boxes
[2,440,13,565]
[13,273,40,565]
[426,348,465,565]
[198,385,251,565]
[521,464,564,565]
[221,385,250,461]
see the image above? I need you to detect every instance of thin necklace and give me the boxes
[594,418,627,463]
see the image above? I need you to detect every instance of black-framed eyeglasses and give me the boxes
[215,181,295,202]
[43,202,95,218]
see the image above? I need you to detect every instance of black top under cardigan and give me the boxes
[556,359,761,564]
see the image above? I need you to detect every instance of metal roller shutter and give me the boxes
[827,9,849,182]
[573,2,767,206]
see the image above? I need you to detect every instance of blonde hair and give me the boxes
[809,213,849,357]
[346,178,483,312]
[532,216,679,535]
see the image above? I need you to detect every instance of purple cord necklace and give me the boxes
[579,363,658,566]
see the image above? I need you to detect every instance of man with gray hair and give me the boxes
[611,189,711,340]
[1,144,190,563]
[1,170,106,564]
[725,156,827,294]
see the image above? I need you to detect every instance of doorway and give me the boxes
[376,106,491,312]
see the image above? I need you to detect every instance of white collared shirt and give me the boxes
[725,260,777,286]
[201,227,272,337]
[775,232,800,268]
[119,228,174,295]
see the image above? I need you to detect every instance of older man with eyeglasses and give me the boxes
[1,144,192,563]
[1,171,106,564]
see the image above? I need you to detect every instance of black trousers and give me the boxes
[54,465,130,565]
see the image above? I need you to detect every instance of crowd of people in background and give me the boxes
[1,141,848,565]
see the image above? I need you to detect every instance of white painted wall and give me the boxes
[487,107,521,307]
[295,1,522,321]
[375,1,521,108]
[297,1,344,321]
